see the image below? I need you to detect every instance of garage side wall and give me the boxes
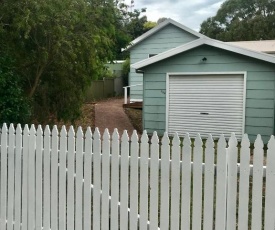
[129,24,198,101]
[142,45,275,142]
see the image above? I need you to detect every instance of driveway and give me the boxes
[95,98,135,137]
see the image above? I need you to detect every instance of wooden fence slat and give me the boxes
[76,127,84,230]
[22,125,30,230]
[120,131,130,230]
[101,129,110,230]
[83,128,93,230]
[264,136,275,230]
[227,133,238,230]
[28,125,36,230]
[111,129,119,230]
[0,124,8,230]
[14,125,22,230]
[192,134,203,230]
[67,126,75,230]
[93,128,101,230]
[251,135,264,230]
[238,134,250,230]
[35,126,43,230]
[59,126,67,230]
[215,134,227,230]
[149,132,159,230]
[43,126,51,230]
[203,134,215,230]
[51,126,59,230]
[170,133,181,230]
[181,134,192,230]
[160,132,170,230]
[129,131,139,230]
[7,125,15,230]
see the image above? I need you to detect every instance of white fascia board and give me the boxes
[205,39,275,64]
[122,18,204,52]
[131,37,275,70]
[131,38,205,69]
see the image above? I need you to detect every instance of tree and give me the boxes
[157,17,168,24]
[0,55,31,124]
[0,0,117,122]
[200,0,275,41]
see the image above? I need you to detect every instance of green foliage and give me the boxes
[122,58,130,86]
[200,0,275,41]
[0,0,117,123]
[0,55,31,124]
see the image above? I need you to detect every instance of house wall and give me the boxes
[129,24,199,100]
[142,45,275,142]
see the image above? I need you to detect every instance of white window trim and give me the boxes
[165,71,247,137]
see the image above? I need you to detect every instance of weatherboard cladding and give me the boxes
[142,45,275,142]
[129,24,199,100]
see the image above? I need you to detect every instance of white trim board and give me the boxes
[132,38,275,70]
[122,19,204,51]
[166,72,247,139]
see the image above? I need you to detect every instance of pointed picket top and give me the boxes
[161,132,170,145]
[172,132,180,146]
[141,130,148,143]
[2,123,8,132]
[241,134,250,148]
[131,130,139,142]
[68,126,75,138]
[85,127,93,139]
[151,131,159,145]
[183,133,191,146]
[103,128,110,141]
[60,125,67,137]
[23,124,30,134]
[218,134,226,148]
[16,124,22,134]
[112,128,119,141]
[8,123,15,134]
[121,130,129,143]
[267,135,275,149]
[93,127,100,141]
[29,124,36,136]
[194,133,203,146]
[52,125,58,137]
[228,133,237,147]
[254,134,263,149]
[77,126,83,138]
[206,134,214,149]
[37,125,43,136]
[44,125,50,136]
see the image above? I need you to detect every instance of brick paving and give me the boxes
[95,97,135,137]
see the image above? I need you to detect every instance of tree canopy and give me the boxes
[200,0,275,41]
[0,0,155,124]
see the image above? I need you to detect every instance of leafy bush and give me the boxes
[0,56,31,124]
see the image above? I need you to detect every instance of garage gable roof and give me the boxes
[123,19,204,51]
[131,37,275,70]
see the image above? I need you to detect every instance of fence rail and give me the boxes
[0,123,275,230]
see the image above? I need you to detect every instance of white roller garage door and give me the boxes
[168,74,245,139]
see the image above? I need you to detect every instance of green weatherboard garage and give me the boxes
[132,38,275,142]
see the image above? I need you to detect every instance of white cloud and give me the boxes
[124,0,225,31]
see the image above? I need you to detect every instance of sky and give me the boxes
[125,0,226,31]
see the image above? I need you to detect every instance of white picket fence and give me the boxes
[0,123,275,230]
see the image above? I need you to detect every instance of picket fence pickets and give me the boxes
[1,124,275,230]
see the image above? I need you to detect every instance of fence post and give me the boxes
[124,87,127,104]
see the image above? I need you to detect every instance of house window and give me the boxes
[149,54,157,58]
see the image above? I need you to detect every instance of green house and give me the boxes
[132,37,275,142]
[125,19,204,102]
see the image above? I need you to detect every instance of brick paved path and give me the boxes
[95,97,135,137]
